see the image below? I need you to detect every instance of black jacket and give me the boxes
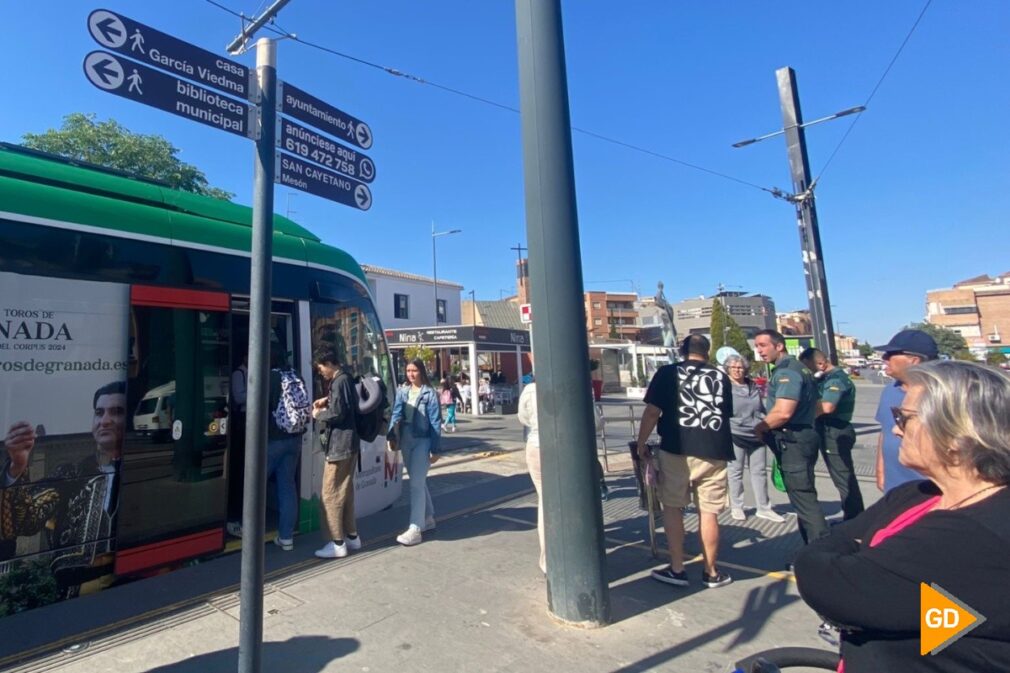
[795,480,1010,673]
[316,367,360,462]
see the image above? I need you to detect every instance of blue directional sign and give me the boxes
[279,82,373,150]
[88,9,256,102]
[278,118,376,184]
[276,152,372,211]
[83,51,257,140]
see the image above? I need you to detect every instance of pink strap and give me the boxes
[869,496,941,548]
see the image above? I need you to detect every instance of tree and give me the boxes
[709,299,755,365]
[709,299,727,356]
[907,322,973,360]
[22,113,233,200]
[403,345,435,370]
[985,350,1006,367]
[858,341,875,358]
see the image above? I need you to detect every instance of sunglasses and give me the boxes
[890,406,918,431]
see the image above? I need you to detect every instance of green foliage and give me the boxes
[985,351,1006,366]
[0,560,59,616]
[709,299,727,357]
[403,345,436,368]
[22,113,233,200]
[709,299,755,364]
[858,341,875,358]
[907,322,973,360]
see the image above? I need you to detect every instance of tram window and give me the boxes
[310,297,394,402]
[117,305,229,548]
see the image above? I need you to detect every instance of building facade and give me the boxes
[926,272,1010,356]
[777,309,812,336]
[584,291,639,341]
[673,292,776,339]
[362,264,462,330]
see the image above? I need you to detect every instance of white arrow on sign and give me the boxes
[88,10,127,49]
[354,184,372,211]
[84,51,125,90]
[354,122,373,150]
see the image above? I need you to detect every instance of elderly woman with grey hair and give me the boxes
[795,360,1010,673]
[724,353,785,522]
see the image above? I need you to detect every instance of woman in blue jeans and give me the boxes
[387,358,442,546]
[265,354,307,551]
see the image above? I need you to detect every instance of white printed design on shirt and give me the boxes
[678,365,725,431]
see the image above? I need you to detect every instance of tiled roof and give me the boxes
[361,264,463,289]
[476,300,528,331]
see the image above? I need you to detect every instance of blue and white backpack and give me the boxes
[273,369,311,434]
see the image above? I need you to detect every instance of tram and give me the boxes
[0,143,399,611]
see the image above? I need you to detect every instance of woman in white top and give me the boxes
[518,381,603,574]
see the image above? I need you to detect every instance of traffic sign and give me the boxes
[278,118,375,184]
[87,9,256,102]
[279,81,373,150]
[276,152,372,211]
[83,51,257,140]
[520,303,532,324]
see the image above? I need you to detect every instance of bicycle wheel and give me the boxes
[733,646,840,672]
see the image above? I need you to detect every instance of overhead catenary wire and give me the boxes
[811,0,933,186]
[204,0,777,197]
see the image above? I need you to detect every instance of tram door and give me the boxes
[115,286,231,575]
[226,301,296,537]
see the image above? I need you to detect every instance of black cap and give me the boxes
[874,329,938,360]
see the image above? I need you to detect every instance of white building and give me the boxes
[362,264,463,329]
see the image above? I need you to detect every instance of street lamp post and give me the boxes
[468,289,476,325]
[732,67,865,366]
[431,222,462,325]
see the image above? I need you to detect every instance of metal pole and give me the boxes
[239,37,276,673]
[431,222,439,325]
[515,0,610,626]
[776,67,837,365]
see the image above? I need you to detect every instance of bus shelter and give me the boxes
[384,325,531,416]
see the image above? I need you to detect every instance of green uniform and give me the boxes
[815,366,864,520]
[818,368,855,423]
[766,355,818,427]
[767,354,826,544]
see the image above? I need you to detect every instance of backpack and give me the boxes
[354,375,388,443]
[273,369,311,434]
[439,388,453,406]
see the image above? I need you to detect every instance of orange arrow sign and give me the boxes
[920,582,986,655]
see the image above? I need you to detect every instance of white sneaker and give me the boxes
[756,508,787,523]
[422,517,436,532]
[273,536,293,551]
[226,521,243,538]
[346,535,362,551]
[314,541,348,559]
[396,525,422,546]
[730,507,746,521]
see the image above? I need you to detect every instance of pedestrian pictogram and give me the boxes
[920,582,986,655]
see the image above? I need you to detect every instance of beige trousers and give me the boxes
[525,441,546,573]
[321,457,356,541]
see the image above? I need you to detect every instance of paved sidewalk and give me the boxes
[4,399,885,673]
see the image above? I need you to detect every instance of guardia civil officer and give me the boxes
[799,347,865,520]
[753,330,828,547]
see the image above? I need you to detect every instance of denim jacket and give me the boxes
[387,384,442,453]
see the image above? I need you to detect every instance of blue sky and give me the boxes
[2,1,1007,344]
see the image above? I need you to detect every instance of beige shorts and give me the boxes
[656,451,728,514]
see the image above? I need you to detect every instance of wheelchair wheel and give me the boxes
[732,646,840,672]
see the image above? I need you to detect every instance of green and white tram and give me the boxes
[0,143,399,610]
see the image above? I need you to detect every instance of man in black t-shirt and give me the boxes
[636,334,734,589]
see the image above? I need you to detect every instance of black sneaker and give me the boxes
[702,569,733,588]
[651,567,689,587]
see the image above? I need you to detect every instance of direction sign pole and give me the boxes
[239,37,276,673]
